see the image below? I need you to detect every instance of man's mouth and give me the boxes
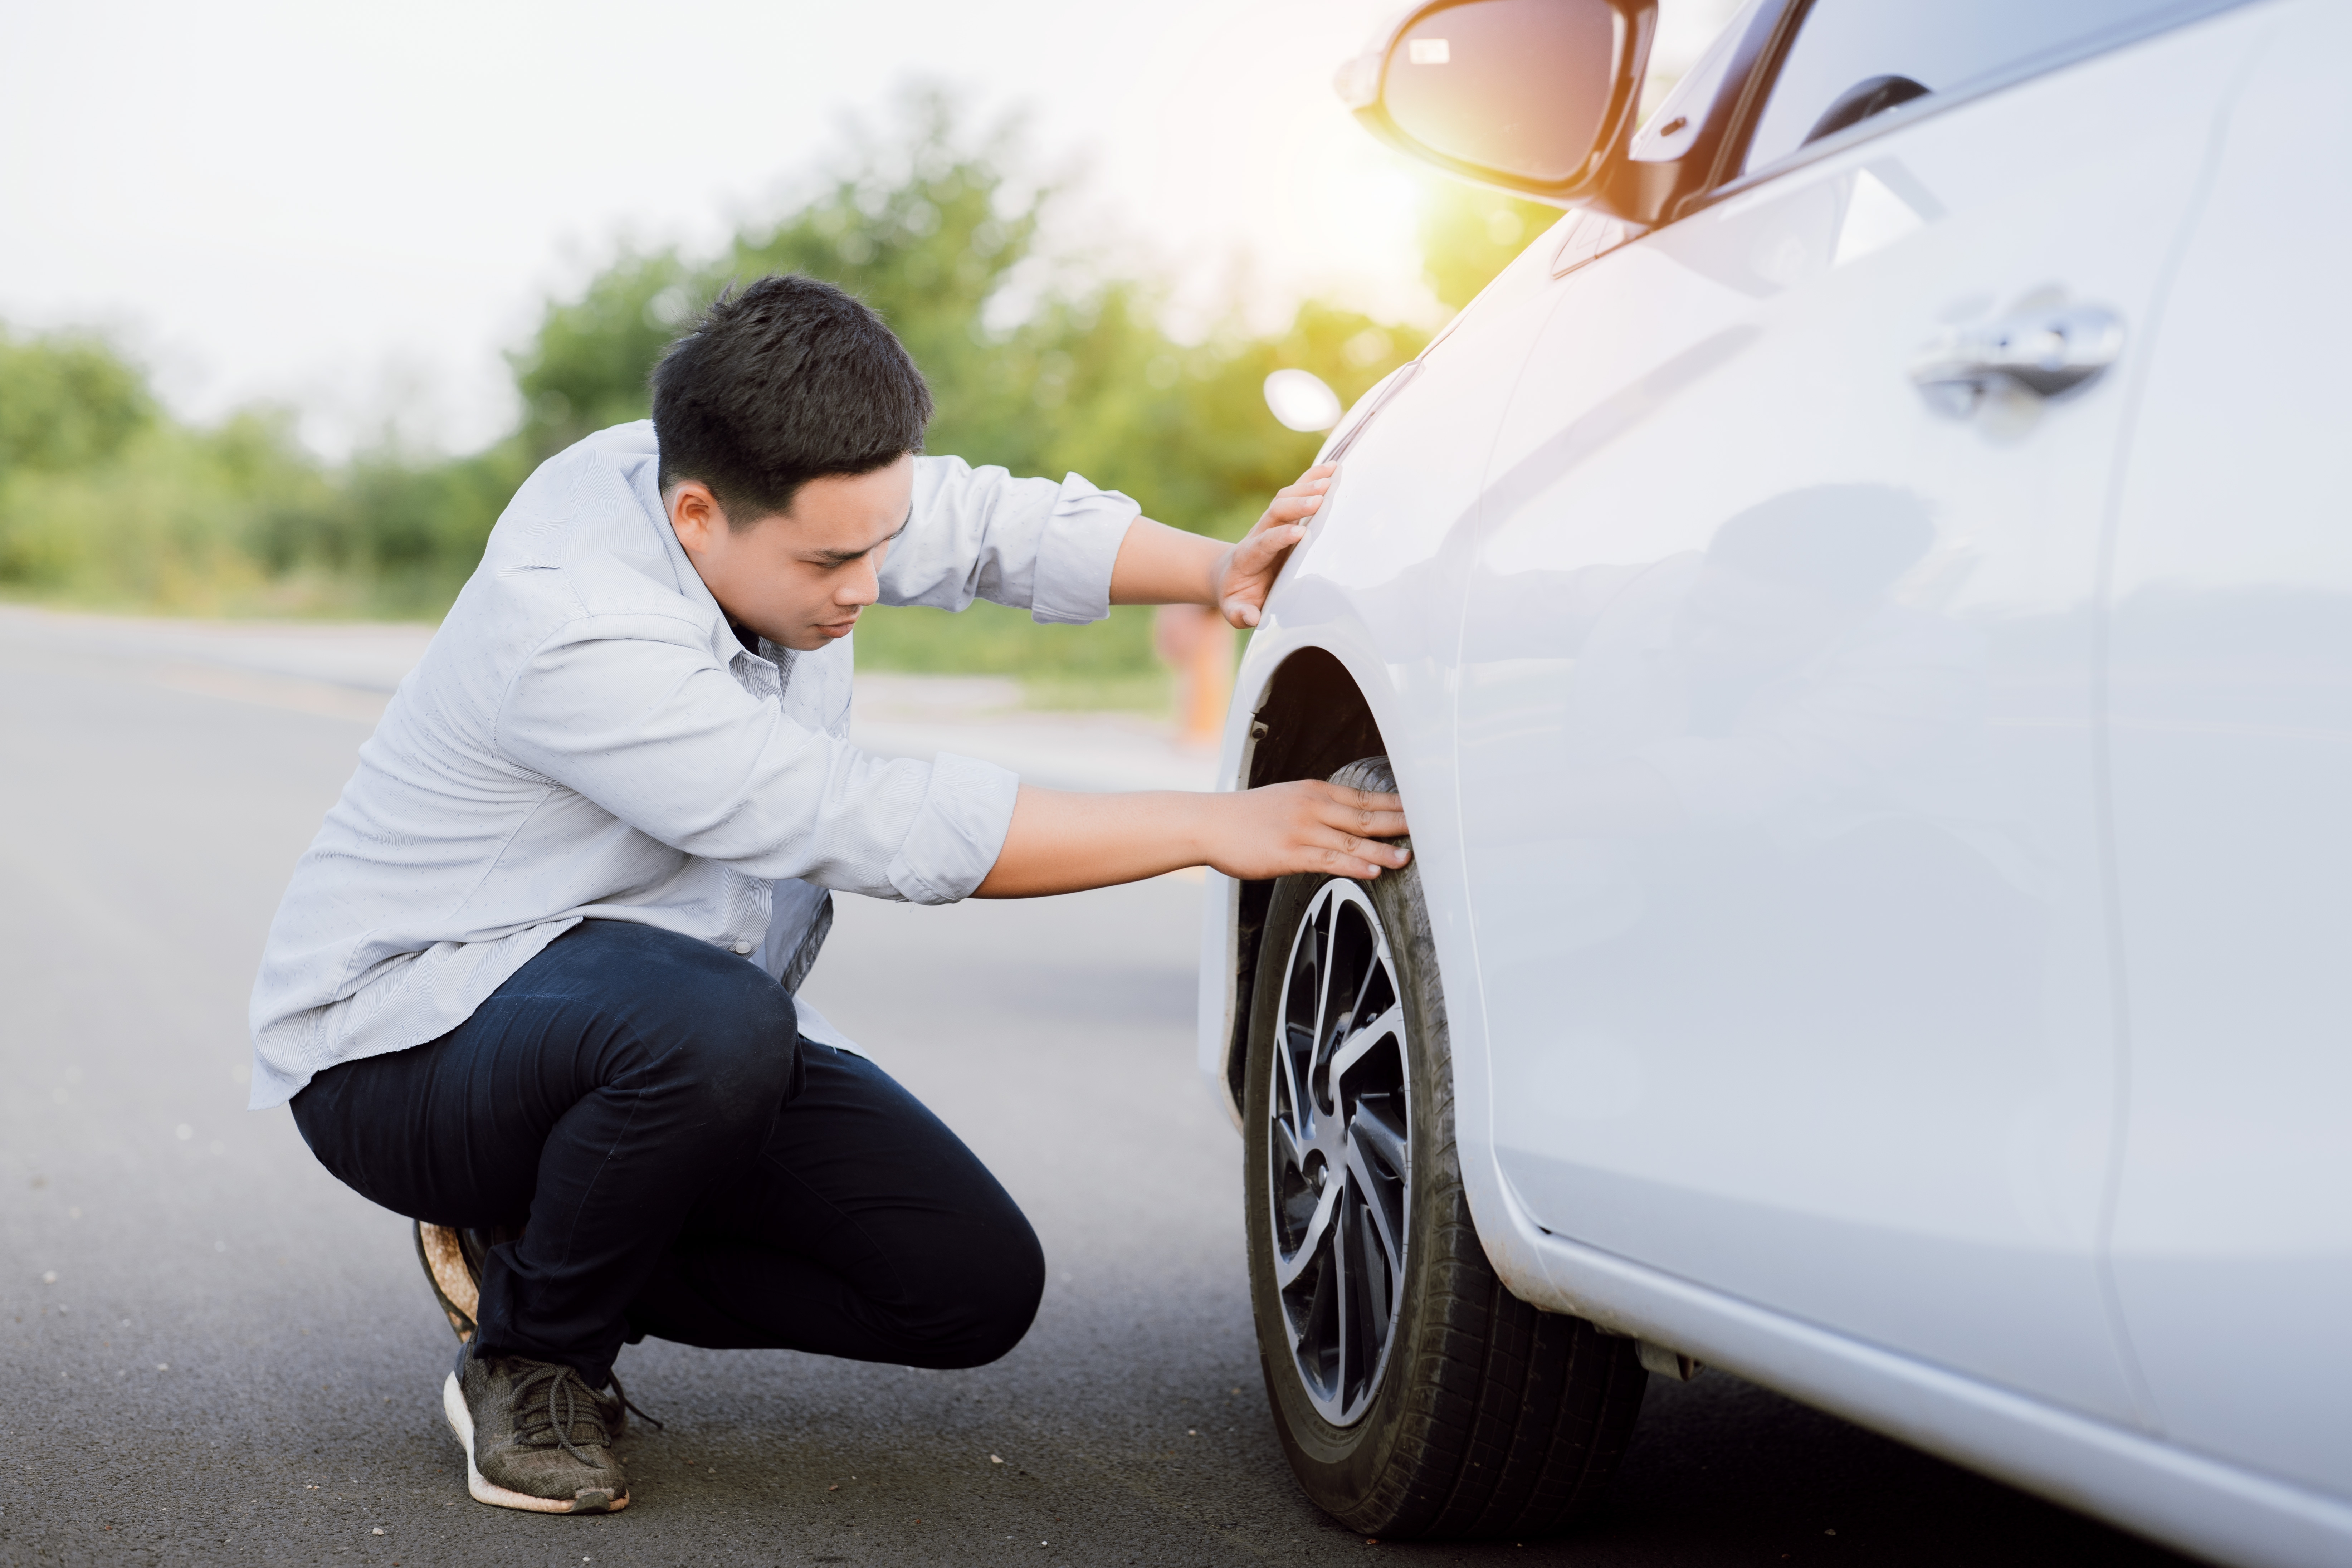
[815,617,859,640]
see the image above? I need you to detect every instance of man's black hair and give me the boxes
[651,273,932,526]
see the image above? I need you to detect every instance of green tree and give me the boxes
[504,90,1048,472]
[509,249,700,460]
[0,396,334,608]
[492,91,1427,684]
[0,326,155,475]
[253,440,531,614]
[728,92,1048,472]
[503,89,1428,544]
[0,88,1458,659]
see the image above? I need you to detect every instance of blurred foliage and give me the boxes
[0,90,1551,680]
[510,248,702,460]
[0,324,528,616]
[0,326,156,474]
[507,92,1430,550]
[0,327,332,610]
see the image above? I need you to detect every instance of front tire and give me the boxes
[1243,757,1648,1539]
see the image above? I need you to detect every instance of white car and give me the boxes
[1198,1,2352,1563]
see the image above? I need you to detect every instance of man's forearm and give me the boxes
[1104,465,1329,627]
[973,787,1212,897]
[973,780,1410,898]
[1107,517,1223,607]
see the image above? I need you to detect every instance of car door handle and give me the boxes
[1909,303,2125,411]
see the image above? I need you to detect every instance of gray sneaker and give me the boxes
[443,1342,630,1513]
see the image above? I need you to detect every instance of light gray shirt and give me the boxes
[247,421,1137,1108]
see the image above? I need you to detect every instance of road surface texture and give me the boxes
[0,613,2202,1567]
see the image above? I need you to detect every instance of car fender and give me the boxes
[1196,492,1559,1318]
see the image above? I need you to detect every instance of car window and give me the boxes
[1742,0,2212,175]
[1629,0,1765,165]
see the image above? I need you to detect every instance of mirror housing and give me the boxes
[1336,0,1655,206]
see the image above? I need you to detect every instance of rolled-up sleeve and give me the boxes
[884,751,1021,903]
[495,612,1019,903]
[881,456,1138,625]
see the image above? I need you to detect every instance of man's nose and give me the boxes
[840,557,881,607]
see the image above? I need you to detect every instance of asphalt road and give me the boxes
[0,625,2205,1568]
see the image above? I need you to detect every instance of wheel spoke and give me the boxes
[1274,1178,1340,1289]
[1269,1113,1307,1177]
[1306,898,1333,1105]
[1280,898,1327,1120]
[1324,1002,1404,1091]
[1292,1238,1335,1379]
[1332,1180,1352,1402]
[1347,1187,1387,1403]
[1349,1094,1409,1184]
[1274,1027,1308,1147]
[1345,956,1388,1048]
[1329,903,1380,1107]
[1344,1134,1404,1281]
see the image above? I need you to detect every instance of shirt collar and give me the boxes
[625,451,767,669]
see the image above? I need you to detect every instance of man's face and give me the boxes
[665,455,913,652]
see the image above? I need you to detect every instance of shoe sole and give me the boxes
[415,1222,479,1344]
[441,1371,628,1515]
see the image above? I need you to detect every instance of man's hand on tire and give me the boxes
[974,781,1408,898]
[1199,780,1409,883]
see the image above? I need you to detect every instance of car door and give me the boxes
[1449,0,2270,1422]
[2102,0,2352,1499]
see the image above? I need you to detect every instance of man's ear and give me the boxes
[666,480,726,555]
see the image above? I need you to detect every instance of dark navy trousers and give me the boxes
[291,919,1045,1388]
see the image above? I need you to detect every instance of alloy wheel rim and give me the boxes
[1267,878,1413,1427]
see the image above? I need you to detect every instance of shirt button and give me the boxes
[731,941,755,955]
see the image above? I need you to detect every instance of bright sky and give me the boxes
[0,0,1736,458]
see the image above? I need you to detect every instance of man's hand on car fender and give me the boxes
[1212,463,1336,629]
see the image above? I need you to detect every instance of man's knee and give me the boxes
[914,1219,1046,1370]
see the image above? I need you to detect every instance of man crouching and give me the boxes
[248,273,1407,1513]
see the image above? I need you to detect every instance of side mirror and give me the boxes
[1336,0,1654,204]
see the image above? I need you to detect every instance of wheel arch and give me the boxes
[1217,645,1391,1122]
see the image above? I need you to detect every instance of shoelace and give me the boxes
[507,1364,663,1465]
[605,1371,663,1434]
